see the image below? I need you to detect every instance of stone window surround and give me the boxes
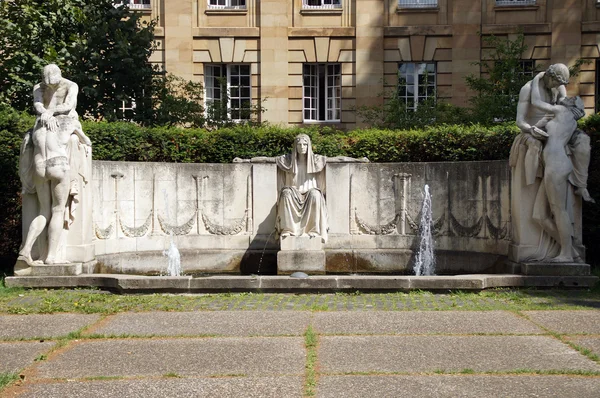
[300,0,343,15]
[303,63,342,123]
[206,0,247,11]
[495,0,536,6]
[205,64,252,122]
[494,0,538,10]
[398,62,436,111]
[114,0,151,10]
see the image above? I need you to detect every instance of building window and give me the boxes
[398,63,436,111]
[516,60,535,78]
[205,64,251,121]
[303,64,341,122]
[302,0,342,9]
[208,0,246,9]
[398,0,438,8]
[495,0,536,6]
[114,0,151,9]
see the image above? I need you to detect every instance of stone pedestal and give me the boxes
[521,262,591,276]
[277,236,325,275]
[14,259,97,276]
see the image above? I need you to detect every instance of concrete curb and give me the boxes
[5,274,598,293]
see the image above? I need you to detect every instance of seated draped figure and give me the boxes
[276,134,328,242]
[234,134,368,243]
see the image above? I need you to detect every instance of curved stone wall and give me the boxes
[92,160,513,275]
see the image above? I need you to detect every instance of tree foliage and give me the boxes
[357,95,469,130]
[0,0,156,121]
[465,33,536,124]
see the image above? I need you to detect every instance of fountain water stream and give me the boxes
[162,190,182,276]
[414,184,436,276]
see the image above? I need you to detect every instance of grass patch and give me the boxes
[0,289,599,314]
[163,372,181,378]
[0,373,19,392]
[304,325,318,397]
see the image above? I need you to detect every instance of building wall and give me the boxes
[142,0,600,127]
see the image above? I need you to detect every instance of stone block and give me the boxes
[280,236,323,251]
[521,262,591,276]
[30,263,82,276]
[277,250,325,275]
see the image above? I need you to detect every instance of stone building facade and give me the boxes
[134,0,600,128]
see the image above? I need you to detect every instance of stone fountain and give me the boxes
[7,64,598,291]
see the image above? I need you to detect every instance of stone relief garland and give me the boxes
[449,213,484,238]
[202,210,247,235]
[355,212,400,235]
[354,211,446,236]
[120,211,153,238]
[485,215,508,240]
[157,210,197,236]
[94,223,113,240]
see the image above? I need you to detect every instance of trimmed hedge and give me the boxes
[1,106,598,274]
[82,121,519,163]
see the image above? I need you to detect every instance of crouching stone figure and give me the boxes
[18,64,93,267]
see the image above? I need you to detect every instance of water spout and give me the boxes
[414,184,436,276]
[162,190,182,276]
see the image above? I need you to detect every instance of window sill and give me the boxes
[205,8,248,15]
[302,120,342,124]
[396,7,439,13]
[494,5,539,11]
[300,8,343,15]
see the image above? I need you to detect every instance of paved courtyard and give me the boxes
[1,292,600,397]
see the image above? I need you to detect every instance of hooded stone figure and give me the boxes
[233,134,368,244]
[275,134,328,243]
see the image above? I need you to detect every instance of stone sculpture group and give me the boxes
[12,62,594,277]
[16,65,94,275]
[510,63,593,265]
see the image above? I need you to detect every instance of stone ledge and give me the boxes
[204,9,248,15]
[192,27,260,37]
[481,23,551,35]
[5,274,598,293]
[493,5,539,12]
[299,8,343,15]
[288,27,355,37]
[521,262,591,276]
[396,7,439,13]
[384,25,452,37]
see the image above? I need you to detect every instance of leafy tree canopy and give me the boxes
[0,0,156,122]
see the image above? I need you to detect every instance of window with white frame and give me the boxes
[114,0,151,9]
[205,64,252,121]
[208,0,246,9]
[398,0,438,8]
[303,64,341,122]
[495,0,536,6]
[398,63,436,111]
[303,0,342,9]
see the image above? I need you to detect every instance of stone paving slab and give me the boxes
[13,376,303,398]
[0,341,55,373]
[35,337,305,379]
[0,314,101,340]
[568,337,600,357]
[317,375,600,398]
[522,311,600,334]
[89,311,311,337]
[312,311,543,335]
[319,336,600,373]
